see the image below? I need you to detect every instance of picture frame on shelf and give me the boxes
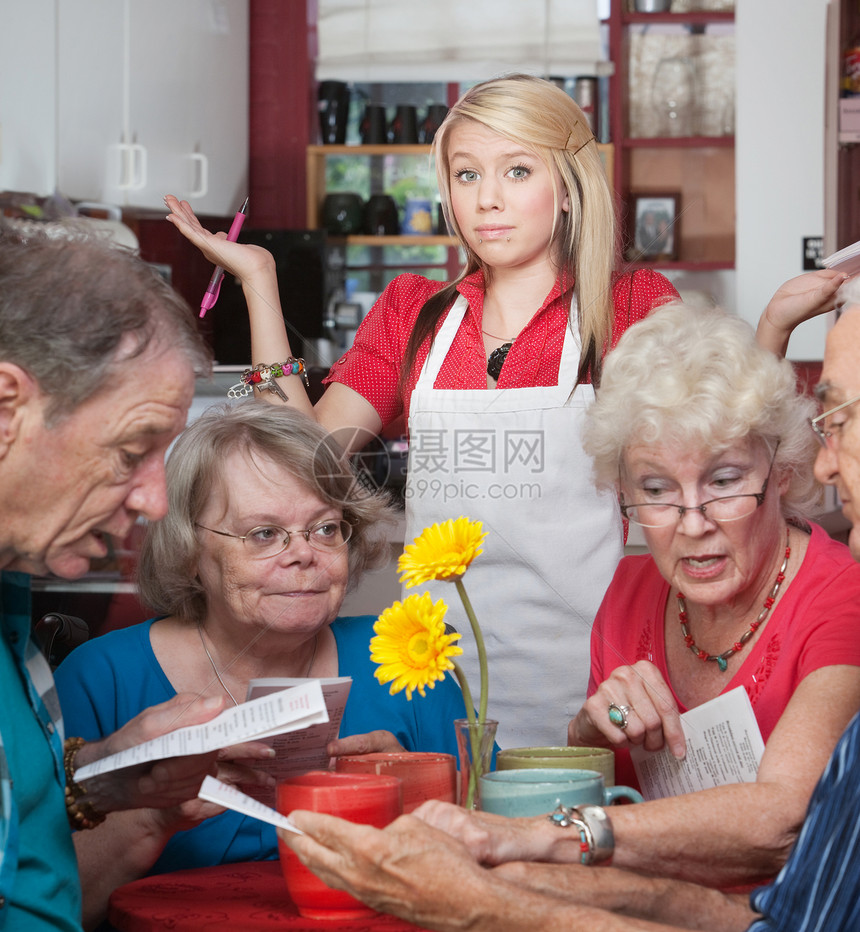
[629,193,680,262]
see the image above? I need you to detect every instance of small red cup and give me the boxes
[276,771,402,920]
[335,751,457,813]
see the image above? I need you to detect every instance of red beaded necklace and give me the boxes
[676,527,791,673]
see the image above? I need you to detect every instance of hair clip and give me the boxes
[566,133,597,156]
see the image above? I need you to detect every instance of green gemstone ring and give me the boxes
[608,703,631,730]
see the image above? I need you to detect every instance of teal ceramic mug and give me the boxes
[479,768,642,817]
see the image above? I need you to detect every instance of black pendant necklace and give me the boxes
[487,342,513,380]
[483,328,515,381]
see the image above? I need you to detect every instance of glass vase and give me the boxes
[455,718,498,810]
[651,56,697,137]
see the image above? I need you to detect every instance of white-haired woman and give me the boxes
[559,302,860,888]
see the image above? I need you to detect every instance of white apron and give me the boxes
[404,295,623,748]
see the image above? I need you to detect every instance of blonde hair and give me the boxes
[583,302,821,524]
[402,74,617,387]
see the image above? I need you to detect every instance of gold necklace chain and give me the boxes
[481,328,515,342]
[196,623,318,706]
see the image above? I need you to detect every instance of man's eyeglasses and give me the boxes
[196,519,352,559]
[809,392,860,449]
[619,452,776,529]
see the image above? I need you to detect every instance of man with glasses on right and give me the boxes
[735,294,860,929]
[812,299,860,559]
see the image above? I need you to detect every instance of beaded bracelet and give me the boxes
[63,737,106,830]
[241,358,310,390]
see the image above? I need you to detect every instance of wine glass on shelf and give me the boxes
[651,56,697,138]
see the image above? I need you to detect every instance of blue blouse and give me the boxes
[55,615,467,874]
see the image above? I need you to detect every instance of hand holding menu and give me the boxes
[75,680,329,781]
[241,677,352,807]
[630,686,764,801]
[822,239,860,277]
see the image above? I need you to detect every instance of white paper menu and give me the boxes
[240,676,352,807]
[75,680,329,781]
[822,238,860,277]
[630,686,765,801]
[198,775,302,834]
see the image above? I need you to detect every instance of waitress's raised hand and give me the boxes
[568,660,686,760]
[164,194,275,285]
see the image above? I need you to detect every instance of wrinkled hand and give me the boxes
[164,194,274,283]
[759,269,848,353]
[327,730,406,758]
[567,661,685,759]
[75,693,228,814]
[412,799,553,865]
[279,811,491,926]
[151,739,278,835]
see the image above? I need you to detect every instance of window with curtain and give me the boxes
[316,0,610,83]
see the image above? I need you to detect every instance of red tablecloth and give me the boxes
[108,861,430,931]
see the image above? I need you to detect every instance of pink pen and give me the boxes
[199,196,249,318]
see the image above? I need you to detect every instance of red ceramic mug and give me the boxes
[335,751,457,812]
[276,771,402,920]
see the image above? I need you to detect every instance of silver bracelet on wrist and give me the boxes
[547,803,615,865]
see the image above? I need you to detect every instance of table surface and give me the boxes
[108,861,430,932]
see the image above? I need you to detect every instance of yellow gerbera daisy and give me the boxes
[370,592,463,699]
[398,517,487,588]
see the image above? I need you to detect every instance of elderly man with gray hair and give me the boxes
[0,224,246,931]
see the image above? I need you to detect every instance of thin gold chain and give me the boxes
[196,623,318,706]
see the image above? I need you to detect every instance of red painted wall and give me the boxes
[248,0,314,229]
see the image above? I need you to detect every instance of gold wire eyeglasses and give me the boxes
[195,520,352,558]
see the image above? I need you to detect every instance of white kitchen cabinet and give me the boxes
[0,0,58,195]
[57,0,248,214]
[0,0,248,214]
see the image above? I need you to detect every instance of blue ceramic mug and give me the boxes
[479,768,642,817]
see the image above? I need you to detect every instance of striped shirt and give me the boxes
[749,711,860,930]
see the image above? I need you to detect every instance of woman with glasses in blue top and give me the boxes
[54,402,470,929]
[556,301,860,890]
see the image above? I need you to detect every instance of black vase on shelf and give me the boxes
[321,192,365,235]
[364,194,400,235]
[389,105,419,144]
[318,80,351,145]
[360,104,388,144]
[421,104,449,144]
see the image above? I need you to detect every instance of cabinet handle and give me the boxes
[113,143,148,191]
[128,144,147,190]
[187,152,209,199]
